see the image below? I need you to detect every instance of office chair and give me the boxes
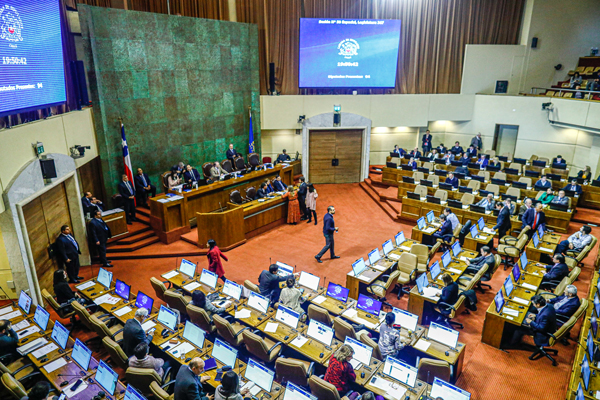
[506,187,521,200]
[460,193,475,205]
[202,162,213,179]
[230,190,244,205]
[221,159,233,173]
[186,304,217,335]
[90,315,125,343]
[308,376,351,400]
[333,317,369,342]
[366,271,400,305]
[307,304,333,327]
[528,311,581,366]
[242,330,283,365]
[358,332,383,361]
[416,358,451,385]
[234,156,246,170]
[467,180,481,192]
[396,253,418,298]
[484,183,500,196]
[102,337,129,371]
[164,290,191,318]
[125,367,174,398]
[434,189,447,202]
[248,153,260,167]
[0,360,37,386]
[435,293,466,330]
[477,170,490,181]
[150,277,172,302]
[499,226,530,246]
[275,357,315,388]
[410,244,430,273]
[244,280,260,294]
[213,314,250,347]
[497,233,528,270]
[149,381,175,400]
[41,289,76,323]
[245,186,257,201]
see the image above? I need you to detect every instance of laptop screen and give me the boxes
[96,360,119,396]
[494,290,504,314]
[306,319,334,346]
[430,261,441,281]
[283,382,317,400]
[538,224,544,238]
[368,249,381,265]
[345,336,373,366]
[391,308,418,332]
[441,250,452,268]
[512,264,521,283]
[178,259,196,277]
[72,338,92,371]
[394,231,406,246]
[417,217,425,230]
[532,232,539,248]
[275,305,300,329]
[469,225,478,239]
[212,338,237,367]
[135,291,154,312]
[451,241,461,258]
[592,310,598,338]
[157,305,178,331]
[18,291,32,314]
[248,292,269,314]
[115,279,130,301]
[428,322,459,349]
[51,320,69,349]
[520,252,528,270]
[416,273,429,294]
[426,211,434,223]
[588,330,596,363]
[298,271,320,291]
[383,356,418,388]
[477,217,485,230]
[34,306,50,331]
[222,280,242,301]
[357,294,382,317]
[582,354,591,390]
[576,382,585,400]
[382,240,393,256]
[97,267,113,289]
[200,269,218,289]
[276,262,294,276]
[430,378,471,400]
[352,258,368,277]
[124,384,147,400]
[245,358,275,392]
[595,293,600,317]
[326,282,349,303]
[182,321,205,349]
[504,276,514,298]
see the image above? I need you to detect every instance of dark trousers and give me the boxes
[136,185,156,206]
[123,197,136,222]
[65,257,80,281]
[317,234,335,258]
[423,144,431,153]
[97,242,108,267]
[555,240,570,254]
[298,196,307,218]
[498,227,508,240]
[307,210,317,223]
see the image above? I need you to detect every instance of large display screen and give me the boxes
[0,0,66,116]
[299,18,401,88]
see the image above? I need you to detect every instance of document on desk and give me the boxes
[371,264,388,271]
[13,320,30,331]
[388,253,401,260]
[157,198,170,203]
[265,322,279,333]
[169,342,195,356]
[2,310,22,320]
[423,287,442,300]
[521,283,537,290]
[539,247,553,253]
[357,275,371,282]
[0,305,13,316]
[312,295,326,304]
[388,385,407,400]
[423,227,436,234]
[141,321,156,332]
[183,282,201,291]
[512,297,529,305]
[235,309,252,319]
[290,335,309,348]
[502,307,519,317]
[114,306,132,317]
[162,271,179,279]
[448,267,462,274]
[17,325,40,339]
[414,339,431,352]
[64,380,88,397]
[483,227,495,234]
[399,246,412,251]
[43,357,67,373]
[349,359,363,370]
[103,296,121,305]
[241,382,262,396]
[76,281,95,290]
[342,309,358,319]
[17,337,47,355]
[170,195,184,201]
[371,377,390,391]
[93,293,112,305]
[459,256,471,262]
[32,342,58,359]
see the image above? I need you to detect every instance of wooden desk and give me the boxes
[240,376,285,400]
[75,279,114,300]
[413,334,467,381]
[288,331,342,365]
[149,320,183,346]
[158,337,212,366]
[228,304,276,328]
[149,194,189,244]
[463,225,495,251]
[307,293,354,316]
[70,380,126,400]
[481,299,528,349]
[363,363,428,400]
[112,303,158,325]
[580,184,600,210]
[39,355,98,390]
[346,267,384,301]
[101,209,128,238]
[15,318,54,346]
[256,317,306,345]
[340,308,383,331]
[28,337,75,368]
[525,241,557,262]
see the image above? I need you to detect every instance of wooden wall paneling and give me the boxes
[334,130,362,184]
[309,130,337,184]
[77,156,107,206]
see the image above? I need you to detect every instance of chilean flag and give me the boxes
[121,123,135,204]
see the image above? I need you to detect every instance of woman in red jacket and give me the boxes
[324,345,358,399]
[207,239,228,282]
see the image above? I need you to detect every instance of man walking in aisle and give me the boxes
[315,206,339,263]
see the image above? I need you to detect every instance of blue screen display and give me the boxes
[0,0,66,115]
[299,18,401,88]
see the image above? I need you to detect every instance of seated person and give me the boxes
[551,190,568,206]
[534,175,552,190]
[443,207,459,230]
[569,72,583,88]
[409,147,421,158]
[511,295,556,349]
[81,191,104,216]
[21,382,53,400]
[538,188,555,204]
[450,141,463,155]
[547,285,580,326]
[324,345,359,399]
[191,290,229,320]
[460,152,470,166]
[487,157,500,168]
[555,225,592,255]
[258,264,298,303]
[167,169,182,189]
[276,149,291,163]
[434,273,460,320]
[445,172,459,188]
[475,193,496,211]
[505,198,516,215]
[574,84,584,99]
[392,145,406,156]
[183,164,202,184]
[518,198,533,217]
[226,143,239,163]
[134,168,156,206]
[129,342,166,376]
[54,269,86,306]
[552,155,566,165]
[378,312,407,359]
[263,178,275,194]
[210,162,226,180]
[476,154,488,168]
[454,165,469,176]
[426,148,438,160]
[0,320,18,361]
[562,179,582,195]
[273,175,286,191]
[577,166,592,181]
[437,143,447,154]
[466,144,477,158]
[256,182,268,199]
[540,254,569,288]
[464,246,494,279]
[279,277,305,315]
[432,214,452,242]
[442,152,453,165]
[407,157,417,169]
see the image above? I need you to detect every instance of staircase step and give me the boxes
[115,230,156,245]
[359,182,399,221]
[106,236,160,253]
[136,207,151,218]
[135,213,150,225]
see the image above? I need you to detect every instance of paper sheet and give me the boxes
[2,310,22,320]
[512,297,529,305]
[162,270,179,279]
[93,293,112,305]
[13,320,30,331]
[459,256,471,262]
[169,342,195,357]
[114,306,132,317]
[388,385,407,400]
[0,305,13,316]
[448,267,462,274]
[32,342,58,358]
[249,385,262,396]
[388,253,401,260]
[342,309,358,318]
[372,264,388,271]
[483,228,495,234]
[17,337,47,355]
[414,339,431,352]
[357,275,371,282]
[64,380,88,398]
[502,307,519,317]
[43,357,67,373]
[290,335,309,348]
[312,295,326,304]
[183,282,201,291]
[264,322,279,333]
[141,321,156,332]
[349,359,363,370]
[161,340,178,350]
[76,281,95,290]
[423,287,442,299]
[399,246,411,251]
[371,377,391,391]
[104,296,121,305]
[522,283,537,290]
[423,227,436,234]
[539,247,553,253]
[157,198,170,203]
[235,309,252,319]
[17,325,40,339]
[505,315,514,320]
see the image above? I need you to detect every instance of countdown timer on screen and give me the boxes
[299,18,401,88]
[0,0,66,116]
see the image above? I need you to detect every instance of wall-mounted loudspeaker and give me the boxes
[531,37,538,48]
[269,63,276,94]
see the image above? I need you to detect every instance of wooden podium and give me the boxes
[196,205,246,251]
[149,195,190,244]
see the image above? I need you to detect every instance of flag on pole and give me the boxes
[248,107,255,154]
[121,122,135,204]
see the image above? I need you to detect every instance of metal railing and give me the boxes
[530,86,600,98]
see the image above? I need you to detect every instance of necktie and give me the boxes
[141,174,147,187]
[126,182,133,195]
[66,234,78,250]
[533,212,539,229]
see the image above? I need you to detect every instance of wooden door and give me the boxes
[22,184,73,295]
[309,129,362,184]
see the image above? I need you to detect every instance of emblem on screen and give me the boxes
[140,297,148,305]
[337,39,359,59]
[365,299,373,307]
[0,5,23,42]
[332,286,341,295]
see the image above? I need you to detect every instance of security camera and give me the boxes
[542,102,553,111]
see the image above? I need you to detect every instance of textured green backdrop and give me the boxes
[79,5,260,195]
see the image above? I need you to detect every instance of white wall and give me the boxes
[461,45,527,95]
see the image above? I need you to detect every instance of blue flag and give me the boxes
[248,107,255,153]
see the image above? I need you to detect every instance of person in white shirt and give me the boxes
[443,207,459,230]
[555,225,592,255]
[475,193,495,211]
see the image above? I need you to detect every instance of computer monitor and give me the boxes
[298,271,320,291]
[451,241,461,258]
[494,290,505,314]
[477,217,485,230]
[426,210,434,223]
[182,321,206,349]
[582,354,591,391]
[512,264,521,283]
[352,258,368,277]
[18,291,32,314]
[382,240,393,257]
[576,382,585,400]
[244,358,275,392]
[417,217,425,230]
[469,225,478,239]
[157,305,178,331]
[595,293,600,317]
[200,269,218,289]
[357,294,382,317]
[520,252,528,271]
[430,261,441,281]
[441,250,452,268]
[382,356,418,388]
[390,308,418,332]
[51,320,69,350]
[178,259,196,278]
[345,337,373,367]
[428,322,459,349]
[592,310,598,338]
[537,224,544,239]
[212,338,238,366]
[222,280,242,301]
[248,292,269,314]
[394,231,406,246]
[97,267,113,289]
[135,291,154,312]
[96,360,119,396]
[504,275,514,298]
[587,330,597,363]
[532,232,539,248]
[306,319,334,346]
[283,382,317,400]
[326,282,349,303]
[430,377,471,400]
[275,305,300,329]
[124,384,147,400]
[72,338,92,371]
[33,306,50,331]
[416,273,429,294]
[276,262,294,277]
[368,249,381,266]
[115,279,130,301]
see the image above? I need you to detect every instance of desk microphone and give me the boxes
[0,285,16,307]
[219,202,224,212]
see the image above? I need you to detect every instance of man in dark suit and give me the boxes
[534,175,552,191]
[276,149,291,163]
[183,165,202,185]
[123,308,151,358]
[256,182,268,199]
[0,320,18,361]
[226,143,239,163]
[563,179,582,195]
[493,200,511,239]
[437,144,447,154]
[258,264,297,303]
[174,358,212,400]
[81,192,104,217]
[56,225,82,283]
[540,254,569,288]
[89,210,112,269]
[297,176,308,220]
[118,174,137,224]
[450,141,463,155]
[551,190,569,206]
[475,154,488,168]
[445,172,459,188]
[273,175,286,191]
[407,157,417,169]
[521,202,546,234]
[422,130,432,153]
[547,284,580,326]
[511,295,556,348]
[315,206,339,263]
[460,152,470,166]
[432,214,452,242]
[464,246,495,279]
[134,168,156,207]
[466,144,477,158]
[409,147,421,158]
[552,155,566,164]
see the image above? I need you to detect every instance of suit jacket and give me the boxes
[534,180,552,190]
[437,220,453,237]
[298,182,307,199]
[265,183,274,194]
[518,204,531,216]
[439,282,459,314]
[0,329,18,359]
[451,146,463,155]
[123,319,147,358]
[548,295,580,318]
[323,213,335,235]
[476,158,488,168]
[256,188,267,199]
[437,146,446,154]
[273,180,286,191]
[410,150,421,158]
[55,234,81,263]
[408,161,417,169]
[475,198,495,211]
[445,176,459,188]
[552,158,566,164]
[466,148,477,158]
[530,305,557,346]
[521,208,546,230]
[210,166,224,179]
[468,254,495,279]
[81,196,103,215]
[134,173,151,191]
[393,148,406,156]
[422,134,432,148]
[89,217,112,244]
[460,157,470,166]
[183,169,201,183]
[118,181,136,197]
[174,365,209,400]
[226,149,239,160]
[543,262,569,283]
[551,196,568,205]
[563,184,582,195]
[276,154,291,163]
[471,136,482,150]
[493,206,511,232]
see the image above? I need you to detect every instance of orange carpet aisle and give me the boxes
[43,182,598,398]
